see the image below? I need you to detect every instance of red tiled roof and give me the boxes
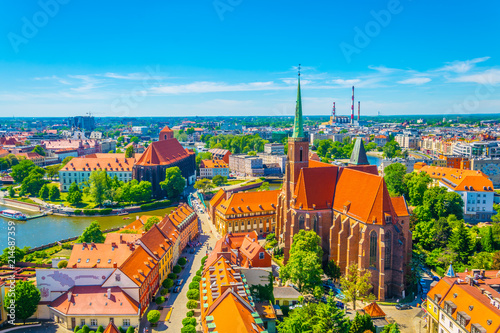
[216,190,279,216]
[363,302,386,318]
[135,137,194,166]
[293,166,339,210]
[119,246,158,286]
[61,157,136,172]
[391,197,409,217]
[103,322,121,333]
[67,243,135,268]
[49,286,139,316]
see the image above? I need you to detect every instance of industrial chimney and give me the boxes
[351,86,355,125]
[332,102,336,123]
[358,101,360,121]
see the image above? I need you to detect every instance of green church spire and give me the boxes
[292,64,304,138]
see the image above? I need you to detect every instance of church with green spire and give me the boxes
[292,68,304,139]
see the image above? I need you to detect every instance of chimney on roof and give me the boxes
[107,288,111,299]
[113,262,117,268]
[67,291,72,302]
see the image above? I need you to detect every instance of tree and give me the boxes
[45,164,61,180]
[340,263,375,310]
[130,136,140,144]
[492,251,500,270]
[8,186,15,198]
[482,227,496,252]
[147,310,161,325]
[266,233,276,242]
[87,170,112,206]
[381,323,401,333]
[61,156,74,166]
[78,221,105,243]
[181,325,196,333]
[39,184,50,200]
[58,260,68,268]
[125,145,135,158]
[178,257,187,266]
[3,281,40,324]
[125,327,134,333]
[21,167,46,196]
[194,178,213,194]
[32,145,46,156]
[403,172,432,206]
[182,317,197,327]
[67,182,83,205]
[260,182,270,191]
[469,252,493,270]
[383,163,406,197]
[49,185,60,201]
[212,175,226,186]
[160,167,186,199]
[155,296,165,305]
[186,300,198,309]
[280,230,323,292]
[277,295,350,333]
[11,159,35,183]
[1,246,25,265]
[349,312,375,333]
[449,223,473,264]
[432,217,452,249]
[325,260,342,283]
[144,216,160,231]
[382,140,401,159]
[186,289,200,300]
[173,265,182,274]
[162,278,174,289]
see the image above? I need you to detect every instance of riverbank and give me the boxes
[0,198,40,212]
[366,151,384,158]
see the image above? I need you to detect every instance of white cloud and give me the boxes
[438,57,490,73]
[329,79,361,86]
[151,81,285,94]
[449,69,500,85]
[397,77,432,85]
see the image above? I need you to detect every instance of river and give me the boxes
[367,155,382,167]
[0,205,177,249]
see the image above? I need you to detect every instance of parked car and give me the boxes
[173,286,181,293]
[422,288,429,294]
[175,279,184,286]
[432,276,440,281]
[336,301,345,309]
[395,304,412,310]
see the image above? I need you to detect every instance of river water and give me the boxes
[0,205,177,249]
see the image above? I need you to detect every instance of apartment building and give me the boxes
[199,159,230,178]
[229,155,264,177]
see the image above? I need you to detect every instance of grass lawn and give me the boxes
[45,192,95,209]
[225,180,245,186]
[241,179,263,186]
[51,248,72,259]
[7,196,39,205]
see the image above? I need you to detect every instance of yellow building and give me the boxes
[212,190,280,236]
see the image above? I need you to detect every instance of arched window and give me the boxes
[313,215,318,233]
[385,231,392,269]
[298,215,305,229]
[164,134,167,140]
[299,147,303,161]
[369,231,377,268]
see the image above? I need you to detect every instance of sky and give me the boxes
[0,0,499,118]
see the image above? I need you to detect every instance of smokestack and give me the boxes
[358,101,360,121]
[351,86,354,124]
[332,102,336,123]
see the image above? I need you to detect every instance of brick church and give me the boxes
[276,73,412,300]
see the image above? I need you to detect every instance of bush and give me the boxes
[187,289,200,300]
[155,296,165,305]
[74,326,80,333]
[147,309,161,324]
[173,265,182,274]
[168,273,177,279]
[189,281,199,290]
[58,260,68,268]
[178,257,187,266]
[186,310,194,317]
[162,278,174,289]
[186,300,198,309]
[181,325,196,333]
[126,327,134,333]
[196,269,202,277]
[100,208,113,215]
[201,255,208,265]
[83,209,96,216]
[182,317,197,327]
[74,210,82,215]
[82,325,90,333]
[140,200,171,211]
[117,327,125,333]
[96,326,104,333]
[160,288,168,296]
[192,276,201,283]
[62,243,72,249]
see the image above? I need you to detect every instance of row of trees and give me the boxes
[207,134,269,154]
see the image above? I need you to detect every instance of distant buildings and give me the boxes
[229,155,264,177]
[68,116,95,131]
[133,126,196,198]
[395,134,418,150]
[208,148,231,163]
[264,143,285,155]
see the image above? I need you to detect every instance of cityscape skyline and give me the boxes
[1,0,499,117]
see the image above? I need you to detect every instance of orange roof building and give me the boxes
[212,190,279,236]
[275,77,412,301]
[199,159,230,179]
[427,269,500,333]
[414,163,495,222]
[133,126,196,197]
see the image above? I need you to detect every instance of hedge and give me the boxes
[186,289,200,300]
[182,317,196,327]
[186,310,194,317]
[192,276,201,283]
[141,200,171,211]
[74,210,82,215]
[82,208,113,216]
[186,300,198,309]
[188,281,199,290]
[181,325,196,333]
[201,256,208,265]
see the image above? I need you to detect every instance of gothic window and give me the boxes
[298,215,305,230]
[313,215,318,233]
[384,231,391,269]
[164,134,167,140]
[299,147,303,161]
[369,231,377,268]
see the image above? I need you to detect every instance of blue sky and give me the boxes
[0,0,499,117]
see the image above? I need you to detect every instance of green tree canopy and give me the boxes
[11,159,35,183]
[383,163,406,197]
[3,281,40,324]
[125,145,135,158]
[49,185,60,201]
[144,216,160,231]
[160,167,186,199]
[212,175,226,186]
[403,172,432,206]
[32,145,46,156]
[78,221,105,243]
[340,263,375,310]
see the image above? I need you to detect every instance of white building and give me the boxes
[59,157,135,191]
[264,143,285,155]
[228,155,264,176]
[199,159,230,179]
[395,134,418,149]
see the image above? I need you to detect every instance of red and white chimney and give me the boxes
[358,101,360,121]
[351,86,355,124]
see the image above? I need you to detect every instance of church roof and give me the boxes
[390,196,409,217]
[135,138,194,166]
[349,138,369,165]
[333,168,395,224]
[293,166,339,210]
[216,190,279,216]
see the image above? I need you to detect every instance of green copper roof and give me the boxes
[292,75,304,138]
[349,138,370,165]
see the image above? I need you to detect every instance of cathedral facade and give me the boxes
[276,75,412,300]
